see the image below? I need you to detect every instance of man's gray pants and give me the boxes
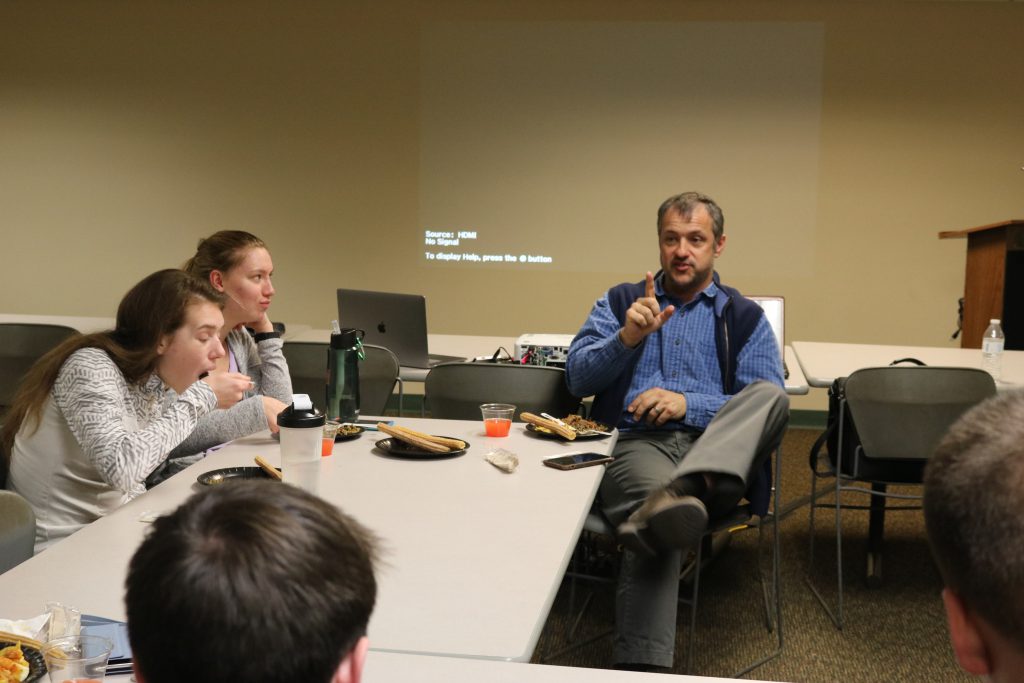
[597,381,790,668]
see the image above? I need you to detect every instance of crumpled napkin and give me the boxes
[0,613,50,641]
[485,448,519,473]
[0,603,80,642]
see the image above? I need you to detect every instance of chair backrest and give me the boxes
[425,362,580,421]
[281,341,400,416]
[0,490,36,574]
[844,366,997,461]
[0,323,78,409]
[360,344,400,416]
[281,341,328,411]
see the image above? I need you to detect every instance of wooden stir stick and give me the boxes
[254,456,283,480]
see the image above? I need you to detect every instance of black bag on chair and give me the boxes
[809,358,928,483]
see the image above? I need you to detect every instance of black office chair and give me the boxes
[424,362,580,420]
[805,365,997,629]
[361,344,403,417]
[281,341,402,417]
[281,341,328,411]
[0,323,78,415]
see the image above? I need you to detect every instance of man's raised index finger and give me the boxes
[644,271,655,299]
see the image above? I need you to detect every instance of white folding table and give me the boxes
[104,650,779,683]
[791,340,1024,389]
[0,417,616,663]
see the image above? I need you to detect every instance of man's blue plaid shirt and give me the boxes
[566,275,783,431]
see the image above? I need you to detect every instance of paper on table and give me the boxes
[0,614,49,641]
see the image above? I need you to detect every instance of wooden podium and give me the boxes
[940,219,1024,349]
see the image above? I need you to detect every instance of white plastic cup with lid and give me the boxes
[278,394,326,493]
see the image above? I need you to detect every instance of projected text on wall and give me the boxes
[419,20,824,274]
[424,229,554,265]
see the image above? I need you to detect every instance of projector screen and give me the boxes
[419,21,824,275]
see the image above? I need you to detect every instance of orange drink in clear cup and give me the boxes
[480,403,515,437]
[322,422,341,456]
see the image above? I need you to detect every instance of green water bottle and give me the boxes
[327,323,364,422]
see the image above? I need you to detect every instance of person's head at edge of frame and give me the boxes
[125,480,379,683]
[656,192,727,304]
[183,230,276,334]
[924,390,1024,683]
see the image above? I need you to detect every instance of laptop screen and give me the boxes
[336,289,431,368]
[748,295,785,360]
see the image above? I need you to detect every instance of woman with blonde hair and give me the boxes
[3,269,252,551]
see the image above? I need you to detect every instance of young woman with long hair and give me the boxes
[2,269,252,551]
[151,231,292,483]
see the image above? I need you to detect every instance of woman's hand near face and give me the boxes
[247,312,275,334]
[261,396,287,433]
[202,372,253,408]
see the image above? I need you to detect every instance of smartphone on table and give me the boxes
[543,452,614,470]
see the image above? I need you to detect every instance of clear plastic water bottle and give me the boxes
[982,318,1004,381]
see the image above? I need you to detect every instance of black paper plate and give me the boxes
[0,638,45,683]
[525,423,611,441]
[334,425,365,442]
[197,466,281,486]
[374,436,468,459]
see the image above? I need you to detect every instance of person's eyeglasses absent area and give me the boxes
[124,480,379,683]
[924,391,1024,683]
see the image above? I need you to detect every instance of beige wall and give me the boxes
[2,1,1022,411]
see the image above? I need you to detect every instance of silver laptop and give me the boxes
[748,295,788,379]
[336,289,464,369]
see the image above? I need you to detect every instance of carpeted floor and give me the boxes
[531,428,972,682]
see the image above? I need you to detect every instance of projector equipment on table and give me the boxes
[514,334,575,367]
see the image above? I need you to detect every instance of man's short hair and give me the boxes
[125,480,379,683]
[657,191,725,241]
[925,390,1024,649]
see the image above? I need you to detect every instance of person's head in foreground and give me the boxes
[925,390,1024,683]
[125,480,379,683]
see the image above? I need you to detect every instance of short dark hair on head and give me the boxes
[125,481,379,683]
[657,192,725,241]
[925,390,1024,648]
